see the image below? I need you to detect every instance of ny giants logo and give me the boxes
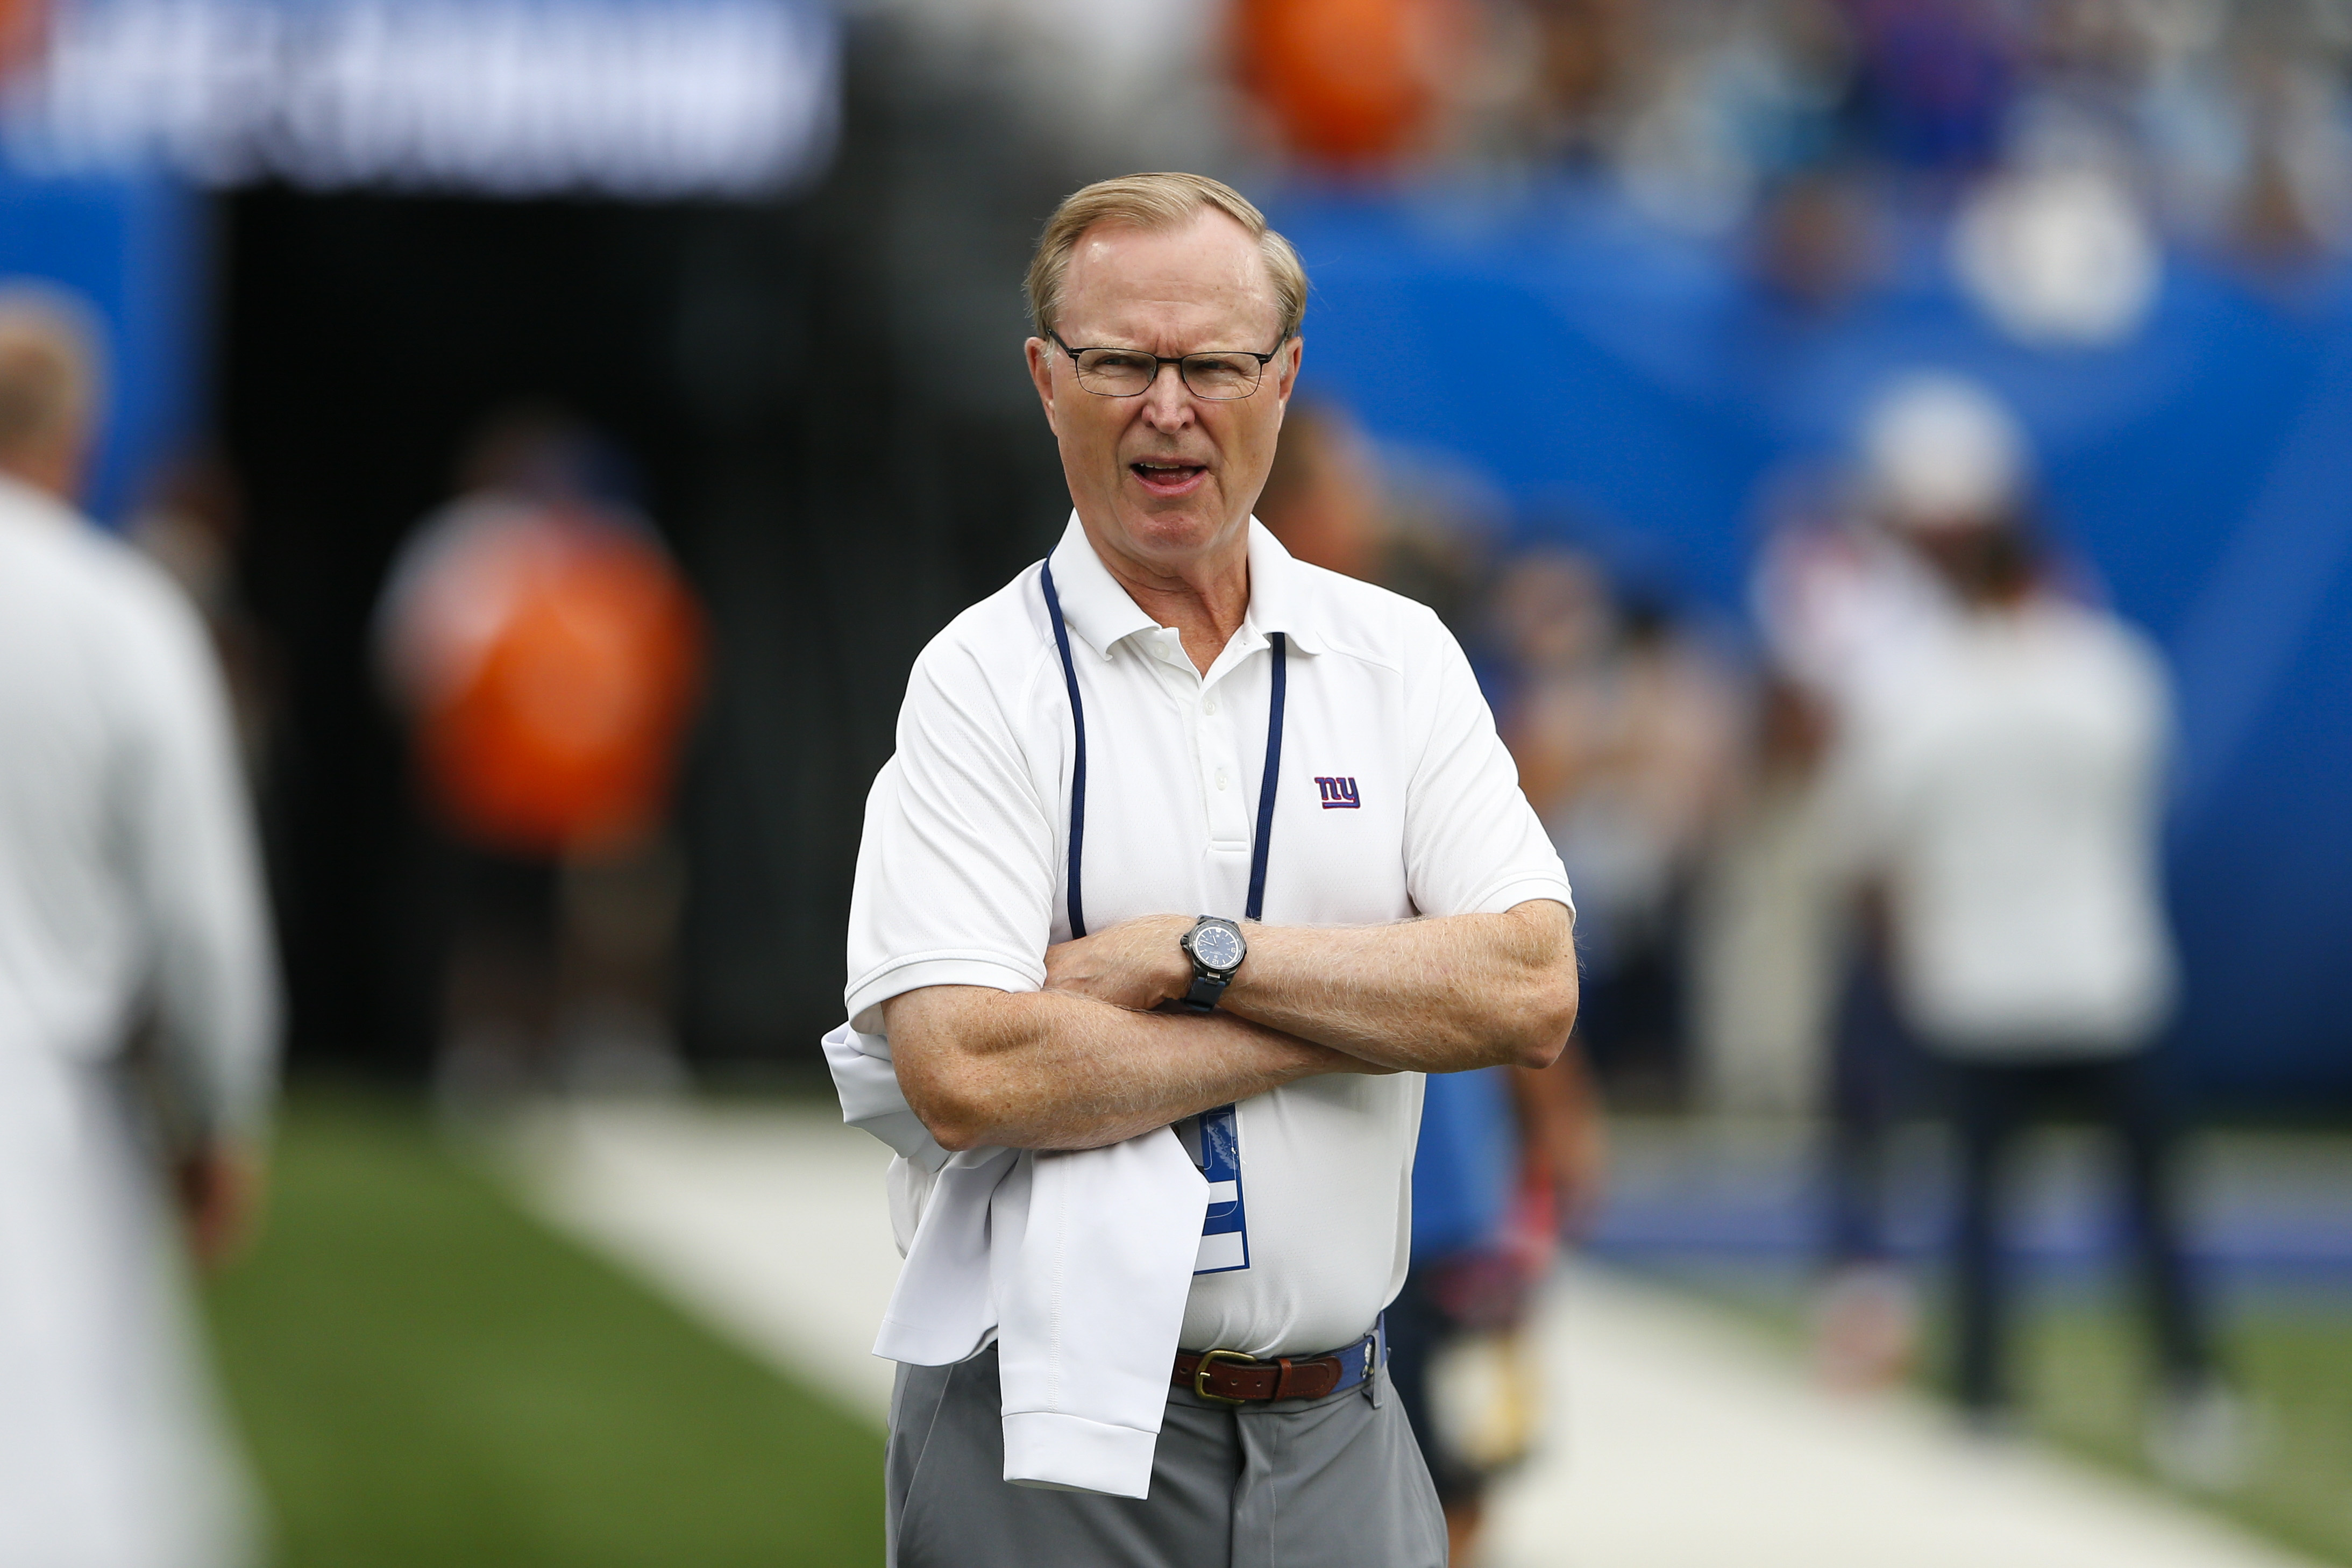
[1313,776,1361,810]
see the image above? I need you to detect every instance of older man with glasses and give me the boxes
[835,173,1580,1567]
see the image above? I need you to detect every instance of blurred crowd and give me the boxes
[1227,0,2352,291]
[863,0,2352,231]
[903,0,2352,369]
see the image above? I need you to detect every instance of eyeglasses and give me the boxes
[1050,329,1284,401]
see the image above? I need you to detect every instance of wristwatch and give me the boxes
[1179,916,1248,1013]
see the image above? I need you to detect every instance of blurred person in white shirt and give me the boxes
[0,286,279,1567]
[1828,377,2233,1481]
[1757,382,1995,1388]
[1758,377,2022,1391]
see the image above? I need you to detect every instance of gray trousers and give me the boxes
[887,1343,1447,1568]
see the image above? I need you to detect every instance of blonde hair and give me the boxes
[1026,172,1308,344]
[0,284,102,463]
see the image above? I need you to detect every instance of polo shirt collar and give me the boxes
[1046,510,1327,662]
[1240,516,1326,655]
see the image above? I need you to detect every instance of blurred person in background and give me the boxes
[1230,0,1467,169]
[1259,404,1607,1566]
[0,286,278,1567]
[1825,374,2233,1481]
[1249,399,1500,624]
[376,409,703,1109]
[1747,380,1997,1389]
[1687,668,1840,1119]
[1495,547,1740,1103]
[127,453,277,781]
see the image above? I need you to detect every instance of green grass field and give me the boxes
[1646,1259,2352,1566]
[2020,1286,2352,1566]
[201,1091,886,1568]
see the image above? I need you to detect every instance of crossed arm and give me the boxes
[883,898,1577,1152]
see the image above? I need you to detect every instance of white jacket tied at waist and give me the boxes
[824,1023,1209,1498]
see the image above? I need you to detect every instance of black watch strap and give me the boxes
[1182,972,1232,1013]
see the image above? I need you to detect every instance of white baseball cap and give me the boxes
[1861,372,2029,532]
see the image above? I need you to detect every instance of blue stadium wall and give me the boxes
[0,163,200,526]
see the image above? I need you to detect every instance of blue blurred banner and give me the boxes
[1274,183,2352,1103]
[3,0,839,199]
[0,161,198,525]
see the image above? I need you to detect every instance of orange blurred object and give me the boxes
[1232,0,1449,167]
[388,503,703,857]
[0,0,46,76]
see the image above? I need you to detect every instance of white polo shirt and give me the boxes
[847,513,1572,1357]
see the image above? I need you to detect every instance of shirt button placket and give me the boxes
[1203,676,1252,843]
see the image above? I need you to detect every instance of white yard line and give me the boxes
[507,1099,903,1421]
[510,1100,2320,1568]
[1483,1266,2314,1568]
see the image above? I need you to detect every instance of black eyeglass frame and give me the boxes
[1048,329,1289,401]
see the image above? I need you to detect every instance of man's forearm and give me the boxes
[1042,900,1578,1073]
[884,985,1364,1153]
[1220,900,1578,1072]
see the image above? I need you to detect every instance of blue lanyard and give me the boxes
[1041,558,1277,1277]
[1040,560,1287,935]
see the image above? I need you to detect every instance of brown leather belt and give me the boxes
[1172,1323,1383,1405]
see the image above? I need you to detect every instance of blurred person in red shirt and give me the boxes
[376,409,702,1106]
[1826,374,2234,1481]
[0,285,278,1567]
[1231,0,1460,168]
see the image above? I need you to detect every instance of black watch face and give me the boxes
[1191,922,1245,974]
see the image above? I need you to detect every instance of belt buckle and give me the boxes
[1192,1348,1257,1405]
